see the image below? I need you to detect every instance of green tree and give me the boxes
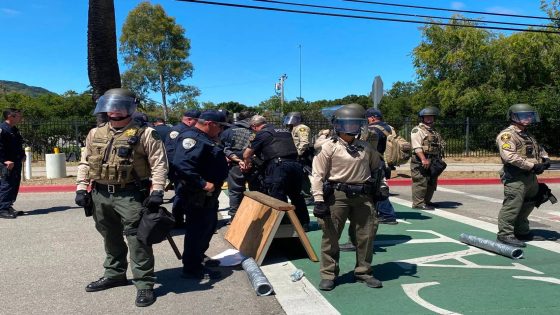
[120,1,198,121]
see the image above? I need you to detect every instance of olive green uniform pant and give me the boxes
[411,158,437,207]
[318,190,377,280]
[92,187,155,290]
[497,171,538,238]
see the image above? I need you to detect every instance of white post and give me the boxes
[24,147,32,180]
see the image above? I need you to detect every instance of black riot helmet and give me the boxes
[508,103,540,126]
[283,112,302,126]
[93,88,138,117]
[418,106,440,117]
[333,104,367,136]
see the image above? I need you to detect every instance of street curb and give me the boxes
[387,177,560,186]
[19,177,560,192]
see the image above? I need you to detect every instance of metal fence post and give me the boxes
[465,117,470,156]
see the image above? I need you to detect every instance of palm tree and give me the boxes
[87,0,121,102]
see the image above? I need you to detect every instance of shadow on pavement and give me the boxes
[397,211,432,221]
[531,229,560,241]
[22,206,77,216]
[335,261,417,286]
[374,234,413,253]
[155,267,234,296]
[433,201,463,209]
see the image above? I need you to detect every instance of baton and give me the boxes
[167,235,182,260]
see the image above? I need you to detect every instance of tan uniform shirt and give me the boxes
[411,122,430,152]
[291,124,311,156]
[311,137,381,202]
[496,124,548,171]
[76,122,168,191]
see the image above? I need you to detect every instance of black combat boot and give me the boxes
[497,235,526,248]
[135,289,156,307]
[85,277,128,292]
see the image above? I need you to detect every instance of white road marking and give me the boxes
[401,282,462,315]
[513,276,560,284]
[436,187,503,203]
[391,197,560,254]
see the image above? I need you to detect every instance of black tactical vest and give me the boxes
[260,125,298,161]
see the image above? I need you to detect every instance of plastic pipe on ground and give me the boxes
[459,233,523,259]
[241,257,274,296]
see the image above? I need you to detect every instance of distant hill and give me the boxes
[0,80,55,97]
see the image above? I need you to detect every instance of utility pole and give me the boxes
[277,74,288,115]
[298,44,302,100]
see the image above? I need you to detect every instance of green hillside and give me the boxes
[0,80,55,97]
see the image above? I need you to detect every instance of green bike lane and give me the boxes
[291,201,560,315]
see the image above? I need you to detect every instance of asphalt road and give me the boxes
[389,183,560,243]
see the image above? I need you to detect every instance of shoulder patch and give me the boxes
[151,130,161,140]
[249,133,256,141]
[124,128,137,137]
[169,131,179,139]
[500,133,512,142]
[299,127,307,133]
[411,128,419,134]
[182,138,196,150]
[502,143,511,150]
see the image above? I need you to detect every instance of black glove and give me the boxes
[542,158,551,170]
[533,163,546,175]
[313,202,330,219]
[144,190,164,209]
[75,190,90,207]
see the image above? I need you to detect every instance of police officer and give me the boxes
[243,115,310,230]
[496,104,550,247]
[284,111,313,202]
[173,110,229,279]
[152,117,171,140]
[0,108,24,219]
[365,108,398,225]
[165,110,201,227]
[410,106,445,210]
[311,104,384,291]
[75,88,168,307]
[220,110,256,223]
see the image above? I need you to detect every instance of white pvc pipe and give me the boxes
[24,147,32,180]
[45,153,67,179]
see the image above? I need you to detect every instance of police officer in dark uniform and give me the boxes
[173,110,229,279]
[0,108,24,219]
[220,110,256,223]
[152,117,171,140]
[164,110,201,226]
[242,115,310,230]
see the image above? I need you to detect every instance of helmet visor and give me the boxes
[283,115,301,126]
[93,94,137,116]
[334,118,367,135]
[512,112,540,125]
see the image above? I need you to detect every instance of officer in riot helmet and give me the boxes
[284,112,313,202]
[311,103,384,291]
[496,104,550,247]
[410,106,445,210]
[75,88,168,307]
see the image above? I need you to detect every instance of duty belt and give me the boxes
[271,157,296,164]
[325,181,366,194]
[94,181,149,194]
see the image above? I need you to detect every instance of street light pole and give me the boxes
[278,74,288,115]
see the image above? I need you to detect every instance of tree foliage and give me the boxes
[120,1,199,121]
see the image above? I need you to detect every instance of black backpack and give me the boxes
[136,207,175,245]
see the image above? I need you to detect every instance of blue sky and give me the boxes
[0,0,549,106]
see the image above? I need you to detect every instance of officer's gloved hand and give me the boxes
[144,190,164,210]
[542,157,551,170]
[313,202,330,219]
[533,163,547,175]
[75,190,90,207]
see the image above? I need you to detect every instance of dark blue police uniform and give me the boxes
[164,122,193,225]
[173,126,228,274]
[0,121,24,214]
[250,125,310,226]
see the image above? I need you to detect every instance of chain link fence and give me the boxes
[21,116,554,160]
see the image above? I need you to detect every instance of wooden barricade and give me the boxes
[225,191,318,265]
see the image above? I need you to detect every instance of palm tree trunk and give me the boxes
[87,0,121,102]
